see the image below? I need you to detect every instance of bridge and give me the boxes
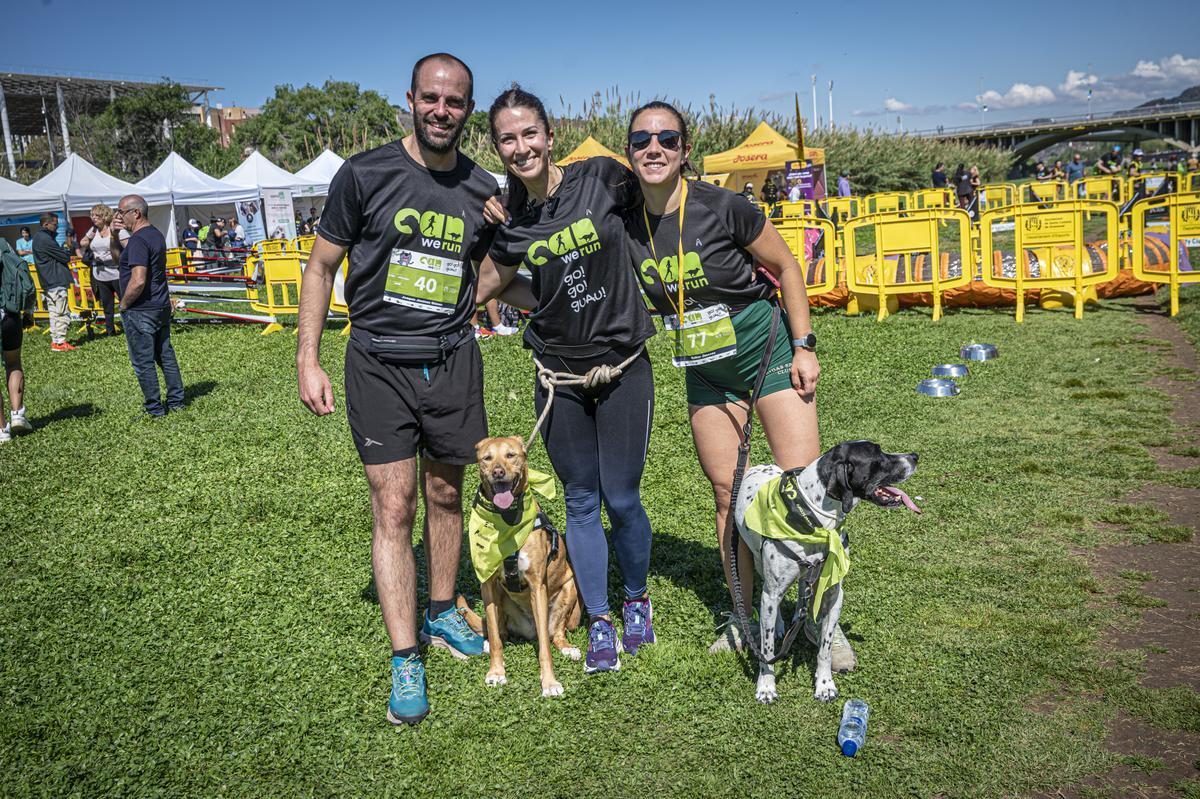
[916,101,1200,162]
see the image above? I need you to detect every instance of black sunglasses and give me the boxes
[628,129,683,152]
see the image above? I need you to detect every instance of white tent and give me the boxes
[138,152,260,246]
[31,153,170,211]
[222,150,322,197]
[0,175,59,217]
[294,149,345,196]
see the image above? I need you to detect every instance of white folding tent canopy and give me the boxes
[294,149,345,196]
[222,150,321,197]
[137,152,259,246]
[0,175,59,217]
[31,153,170,211]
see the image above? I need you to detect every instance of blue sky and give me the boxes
[5,0,1197,132]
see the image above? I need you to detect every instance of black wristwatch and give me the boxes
[792,331,817,352]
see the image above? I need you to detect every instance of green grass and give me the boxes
[2,297,1199,797]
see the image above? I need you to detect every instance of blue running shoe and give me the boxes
[386,654,429,725]
[584,617,622,674]
[420,607,486,659]
[621,597,655,655]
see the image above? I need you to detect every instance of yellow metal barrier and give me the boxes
[842,208,973,321]
[911,188,955,210]
[1079,176,1121,203]
[1129,172,1174,198]
[978,183,1016,212]
[26,264,48,328]
[778,200,819,218]
[1129,192,1200,316]
[68,262,107,336]
[253,239,289,256]
[1186,172,1200,192]
[865,192,908,214]
[822,196,860,226]
[1021,181,1067,204]
[291,235,317,253]
[979,199,1118,322]
[246,253,302,335]
[769,214,839,298]
[324,256,352,335]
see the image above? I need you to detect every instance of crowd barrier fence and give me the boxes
[769,214,840,299]
[1129,191,1200,317]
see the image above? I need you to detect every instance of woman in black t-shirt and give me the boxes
[476,87,657,675]
[622,101,829,655]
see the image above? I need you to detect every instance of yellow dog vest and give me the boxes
[741,475,849,618]
[468,469,557,583]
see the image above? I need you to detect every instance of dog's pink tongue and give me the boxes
[883,486,922,514]
[493,490,515,510]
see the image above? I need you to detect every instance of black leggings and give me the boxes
[92,276,120,335]
[535,347,654,618]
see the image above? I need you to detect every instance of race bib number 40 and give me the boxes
[663,304,737,367]
[384,248,463,315]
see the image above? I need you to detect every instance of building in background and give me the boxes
[192,105,261,148]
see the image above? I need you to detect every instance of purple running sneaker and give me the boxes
[584,617,621,674]
[621,597,655,655]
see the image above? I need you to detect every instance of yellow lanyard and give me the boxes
[642,178,688,319]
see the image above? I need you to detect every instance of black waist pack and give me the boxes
[350,326,471,366]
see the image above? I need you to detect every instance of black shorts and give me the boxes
[344,336,488,466]
[1,312,22,352]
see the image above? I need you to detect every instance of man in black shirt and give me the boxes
[296,53,494,726]
[931,162,947,188]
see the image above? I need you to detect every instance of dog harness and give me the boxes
[741,473,849,619]
[468,468,557,583]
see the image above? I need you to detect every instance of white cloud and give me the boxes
[1130,53,1200,83]
[854,99,944,117]
[976,83,1056,109]
[1058,70,1098,97]
[884,97,913,113]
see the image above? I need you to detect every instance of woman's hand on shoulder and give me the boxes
[483,196,509,226]
[791,348,819,396]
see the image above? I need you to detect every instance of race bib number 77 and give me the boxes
[384,248,463,315]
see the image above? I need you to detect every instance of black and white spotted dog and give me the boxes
[733,441,920,704]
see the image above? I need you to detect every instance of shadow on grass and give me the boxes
[183,380,218,404]
[31,402,99,428]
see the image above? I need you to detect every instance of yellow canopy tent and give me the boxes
[557,136,629,168]
[702,121,825,199]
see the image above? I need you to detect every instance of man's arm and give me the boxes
[296,235,348,416]
[120,266,147,310]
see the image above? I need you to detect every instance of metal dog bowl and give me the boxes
[960,343,999,361]
[916,378,960,397]
[932,363,969,378]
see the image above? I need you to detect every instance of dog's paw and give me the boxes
[559,646,581,661]
[755,675,778,705]
[541,681,565,698]
[813,676,839,703]
[485,670,507,687]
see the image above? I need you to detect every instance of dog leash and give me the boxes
[526,346,644,450]
[714,302,813,665]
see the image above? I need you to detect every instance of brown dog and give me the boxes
[470,436,581,697]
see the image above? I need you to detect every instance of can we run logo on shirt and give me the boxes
[525,218,601,266]
[393,208,465,254]
[640,251,711,293]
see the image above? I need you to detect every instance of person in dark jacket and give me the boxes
[0,237,35,441]
[32,212,76,351]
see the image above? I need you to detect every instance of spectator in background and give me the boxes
[760,177,778,206]
[1065,152,1086,184]
[837,171,852,197]
[1051,160,1066,181]
[32,212,76,352]
[1187,153,1198,171]
[78,204,128,337]
[182,219,200,254]
[0,237,35,442]
[113,195,184,418]
[1130,149,1145,172]
[15,227,34,266]
[306,207,319,227]
[951,163,966,189]
[228,216,246,249]
[955,166,975,209]
[1096,146,1122,175]
[740,182,757,202]
[1034,160,1050,181]
[931,162,947,188]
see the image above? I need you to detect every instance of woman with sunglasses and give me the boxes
[476,87,658,676]
[622,103,850,666]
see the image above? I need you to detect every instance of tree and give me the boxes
[228,81,404,171]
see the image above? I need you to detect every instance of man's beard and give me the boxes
[413,115,463,155]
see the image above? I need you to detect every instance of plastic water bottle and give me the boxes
[838,699,870,757]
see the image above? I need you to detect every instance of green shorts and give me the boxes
[685,299,794,406]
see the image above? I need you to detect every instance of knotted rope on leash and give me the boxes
[526,346,644,450]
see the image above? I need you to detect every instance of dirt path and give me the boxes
[1048,298,1200,798]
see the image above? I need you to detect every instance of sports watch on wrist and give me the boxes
[792,331,817,351]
